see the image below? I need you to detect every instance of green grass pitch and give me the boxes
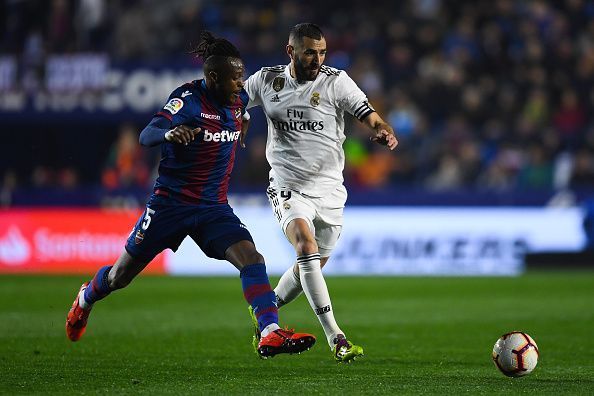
[1,272,593,395]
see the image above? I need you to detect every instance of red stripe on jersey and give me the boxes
[156,111,172,121]
[178,93,224,203]
[215,103,243,201]
[178,141,221,204]
[218,138,238,202]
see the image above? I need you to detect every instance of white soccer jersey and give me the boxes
[245,64,374,197]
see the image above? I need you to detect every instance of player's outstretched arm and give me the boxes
[139,117,201,147]
[139,116,172,147]
[362,112,398,150]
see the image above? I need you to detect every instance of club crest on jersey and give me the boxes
[310,92,320,107]
[273,76,285,92]
[164,98,184,114]
[234,108,242,119]
[134,230,144,244]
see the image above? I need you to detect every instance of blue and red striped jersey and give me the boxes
[152,79,248,204]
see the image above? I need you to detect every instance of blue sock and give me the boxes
[240,263,278,331]
[83,265,113,305]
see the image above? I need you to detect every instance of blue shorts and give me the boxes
[125,195,253,262]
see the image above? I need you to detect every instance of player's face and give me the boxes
[218,58,245,105]
[290,37,327,81]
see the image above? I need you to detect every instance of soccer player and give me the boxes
[243,23,398,362]
[65,32,316,359]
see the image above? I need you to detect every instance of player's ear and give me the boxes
[209,70,218,83]
[286,44,294,60]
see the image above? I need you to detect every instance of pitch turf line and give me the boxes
[1,272,593,394]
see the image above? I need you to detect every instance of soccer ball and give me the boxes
[492,331,539,377]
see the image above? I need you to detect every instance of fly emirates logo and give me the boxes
[202,130,241,142]
[270,108,324,132]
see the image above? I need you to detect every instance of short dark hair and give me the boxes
[289,23,324,44]
[191,31,242,77]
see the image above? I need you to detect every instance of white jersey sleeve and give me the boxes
[334,71,375,121]
[244,69,264,109]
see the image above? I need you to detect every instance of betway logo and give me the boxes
[203,130,241,142]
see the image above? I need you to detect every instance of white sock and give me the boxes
[297,253,343,348]
[79,286,91,310]
[274,264,302,308]
[261,323,280,338]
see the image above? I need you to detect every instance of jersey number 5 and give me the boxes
[142,208,156,230]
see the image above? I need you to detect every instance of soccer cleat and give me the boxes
[333,334,364,363]
[257,328,316,359]
[248,305,261,356]
[66,282,92,342]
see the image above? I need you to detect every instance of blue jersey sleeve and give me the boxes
[139,116,171,146]
[155,84,194,125]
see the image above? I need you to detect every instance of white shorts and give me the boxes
[266,184,347,257]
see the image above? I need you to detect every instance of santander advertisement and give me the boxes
[0,207,585,276]
[0,209,165,274]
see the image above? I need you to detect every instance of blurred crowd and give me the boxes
[2,0,594,206]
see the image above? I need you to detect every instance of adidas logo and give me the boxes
[270,94,281,102]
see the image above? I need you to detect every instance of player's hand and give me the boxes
[165,125,201,145]
[371,125,398,150]
[240,117,250,148]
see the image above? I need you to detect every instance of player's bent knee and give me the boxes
[225,240,265,268]
[244,250,265,265]
[256,251,265,264]
[295,239,318,256]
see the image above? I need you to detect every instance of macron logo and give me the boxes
[201,113,221,120]
[203,130,241,142]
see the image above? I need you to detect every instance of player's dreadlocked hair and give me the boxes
[191,31,241,61]
[191,31,241,79]
[289,23,324,45]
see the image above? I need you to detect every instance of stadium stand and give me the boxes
[1,0,594,207]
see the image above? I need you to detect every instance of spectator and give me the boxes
[0,170,17,207]
[569,149,594,189]
[517,144,553,190]
[102,124,150,190]
[1,0,594,195]
[553,89,587,147]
